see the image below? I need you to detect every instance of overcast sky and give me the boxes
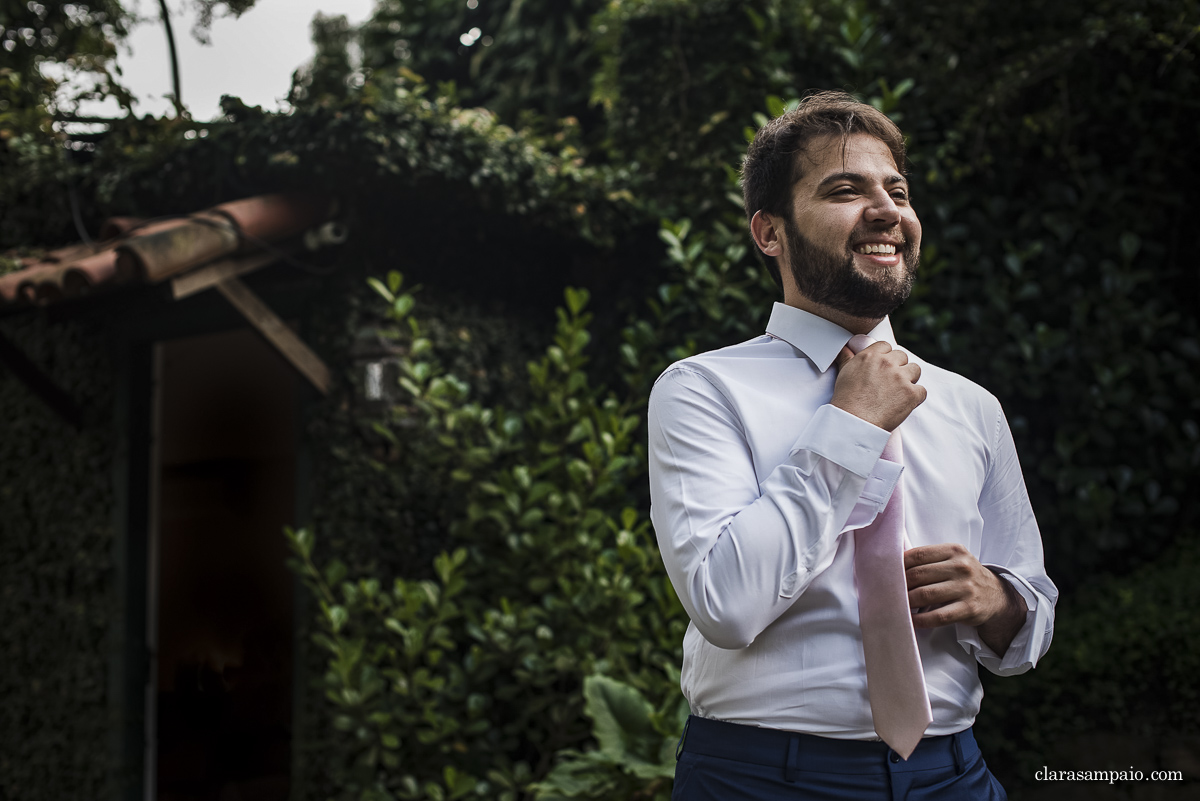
[99,0,377,120]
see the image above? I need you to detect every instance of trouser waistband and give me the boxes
[679,716,977,780]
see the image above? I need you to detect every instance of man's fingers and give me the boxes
[908,579,960,608]
[830,340,924,430]
[906,562,968,593]
[912,601,969,629]
[902,544,1011,629]
[904,543,960,569]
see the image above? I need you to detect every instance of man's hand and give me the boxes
[904,543,1029,655]
[831,342,926,431]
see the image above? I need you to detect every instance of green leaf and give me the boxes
[368,276,394,302]
[582,675,657,762]
[294,527,314,557]
[394,293,416,318]
[371,422,398,444]
[324,559,347,587]
[387,270,404,294]
[564,286,590,316]
[329,605,349,633]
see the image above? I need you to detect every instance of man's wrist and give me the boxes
[977,569,1028,654]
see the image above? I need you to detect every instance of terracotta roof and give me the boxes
[0,194,335,309]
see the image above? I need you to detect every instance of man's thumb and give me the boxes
[833,345,855,372]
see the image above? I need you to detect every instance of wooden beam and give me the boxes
[171,251,279,300]
[213,277,331,395]
[0,328,84,428]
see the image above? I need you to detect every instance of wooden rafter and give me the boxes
[213,277,331,395]
[170,251,280,300]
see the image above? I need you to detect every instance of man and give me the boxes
[648,91,1056,800]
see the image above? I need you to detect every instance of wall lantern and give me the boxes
[351,326,405,412]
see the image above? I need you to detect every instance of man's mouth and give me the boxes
[853,243,898,255]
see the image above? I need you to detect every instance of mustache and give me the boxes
[848,226,909,247]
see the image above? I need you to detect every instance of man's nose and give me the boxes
[865,191,901,225]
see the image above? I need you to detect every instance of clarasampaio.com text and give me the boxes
[1036,768,1183,784]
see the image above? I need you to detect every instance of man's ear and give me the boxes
[750,210,783,258]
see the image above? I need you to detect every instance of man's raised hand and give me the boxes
[831,341,926,431]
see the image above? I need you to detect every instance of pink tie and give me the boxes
[846,334,932,760]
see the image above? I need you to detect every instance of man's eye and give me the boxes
[891,191,909,201]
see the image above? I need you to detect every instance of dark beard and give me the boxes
[783,218,918,320]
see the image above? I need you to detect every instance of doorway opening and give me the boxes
[151,327,297,801]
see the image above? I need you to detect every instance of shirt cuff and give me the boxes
[843,459,904,531]
[954,567,1050,676]
[792,404,891,479]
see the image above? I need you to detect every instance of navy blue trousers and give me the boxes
[672,716,1008,800]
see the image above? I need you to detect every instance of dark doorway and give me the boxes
[152,328,297,801]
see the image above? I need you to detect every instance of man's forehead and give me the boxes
[794,133,901,185]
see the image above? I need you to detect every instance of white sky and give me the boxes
[91,0,377,120]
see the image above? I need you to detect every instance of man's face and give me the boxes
[780,133,921,321]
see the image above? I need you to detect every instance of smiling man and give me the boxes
[648,91,1057,800]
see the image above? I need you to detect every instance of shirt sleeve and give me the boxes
[648,366,894,650]
[954,405,1058,675]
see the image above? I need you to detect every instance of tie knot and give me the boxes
[847,334,875,355]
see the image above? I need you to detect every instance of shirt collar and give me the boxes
[764,302,897,372]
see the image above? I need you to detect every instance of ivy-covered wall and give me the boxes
[0,313,116,798]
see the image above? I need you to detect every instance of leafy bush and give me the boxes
[287,272,689,799]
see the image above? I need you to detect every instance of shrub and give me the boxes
[287,272,689,799]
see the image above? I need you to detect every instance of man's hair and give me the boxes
[741,90,908,289]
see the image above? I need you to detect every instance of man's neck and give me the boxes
[782,291,884,336]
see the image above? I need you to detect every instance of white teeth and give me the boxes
[855,243,897,255]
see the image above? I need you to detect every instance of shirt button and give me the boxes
[889,751,901,764]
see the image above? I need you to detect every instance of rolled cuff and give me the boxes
[793,404,891,479]
[843,459,904,531]
[955,568,1053,676]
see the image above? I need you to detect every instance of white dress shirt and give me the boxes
[648,302,1057,738]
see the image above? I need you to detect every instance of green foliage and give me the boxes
[529,675,684,800]
[589,0,895,218]
[289,13,358,106]
[98,81,632,251]
[0,315,115,798]
[189,0,260,42]
[0,0,132,248]
[0,0,132,115]
[977,541,1200,791]
[359,0,607,131]
[288,273,687,799]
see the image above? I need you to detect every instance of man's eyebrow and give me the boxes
[815,172,909,190]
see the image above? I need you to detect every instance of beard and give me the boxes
[783,218,919,320]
